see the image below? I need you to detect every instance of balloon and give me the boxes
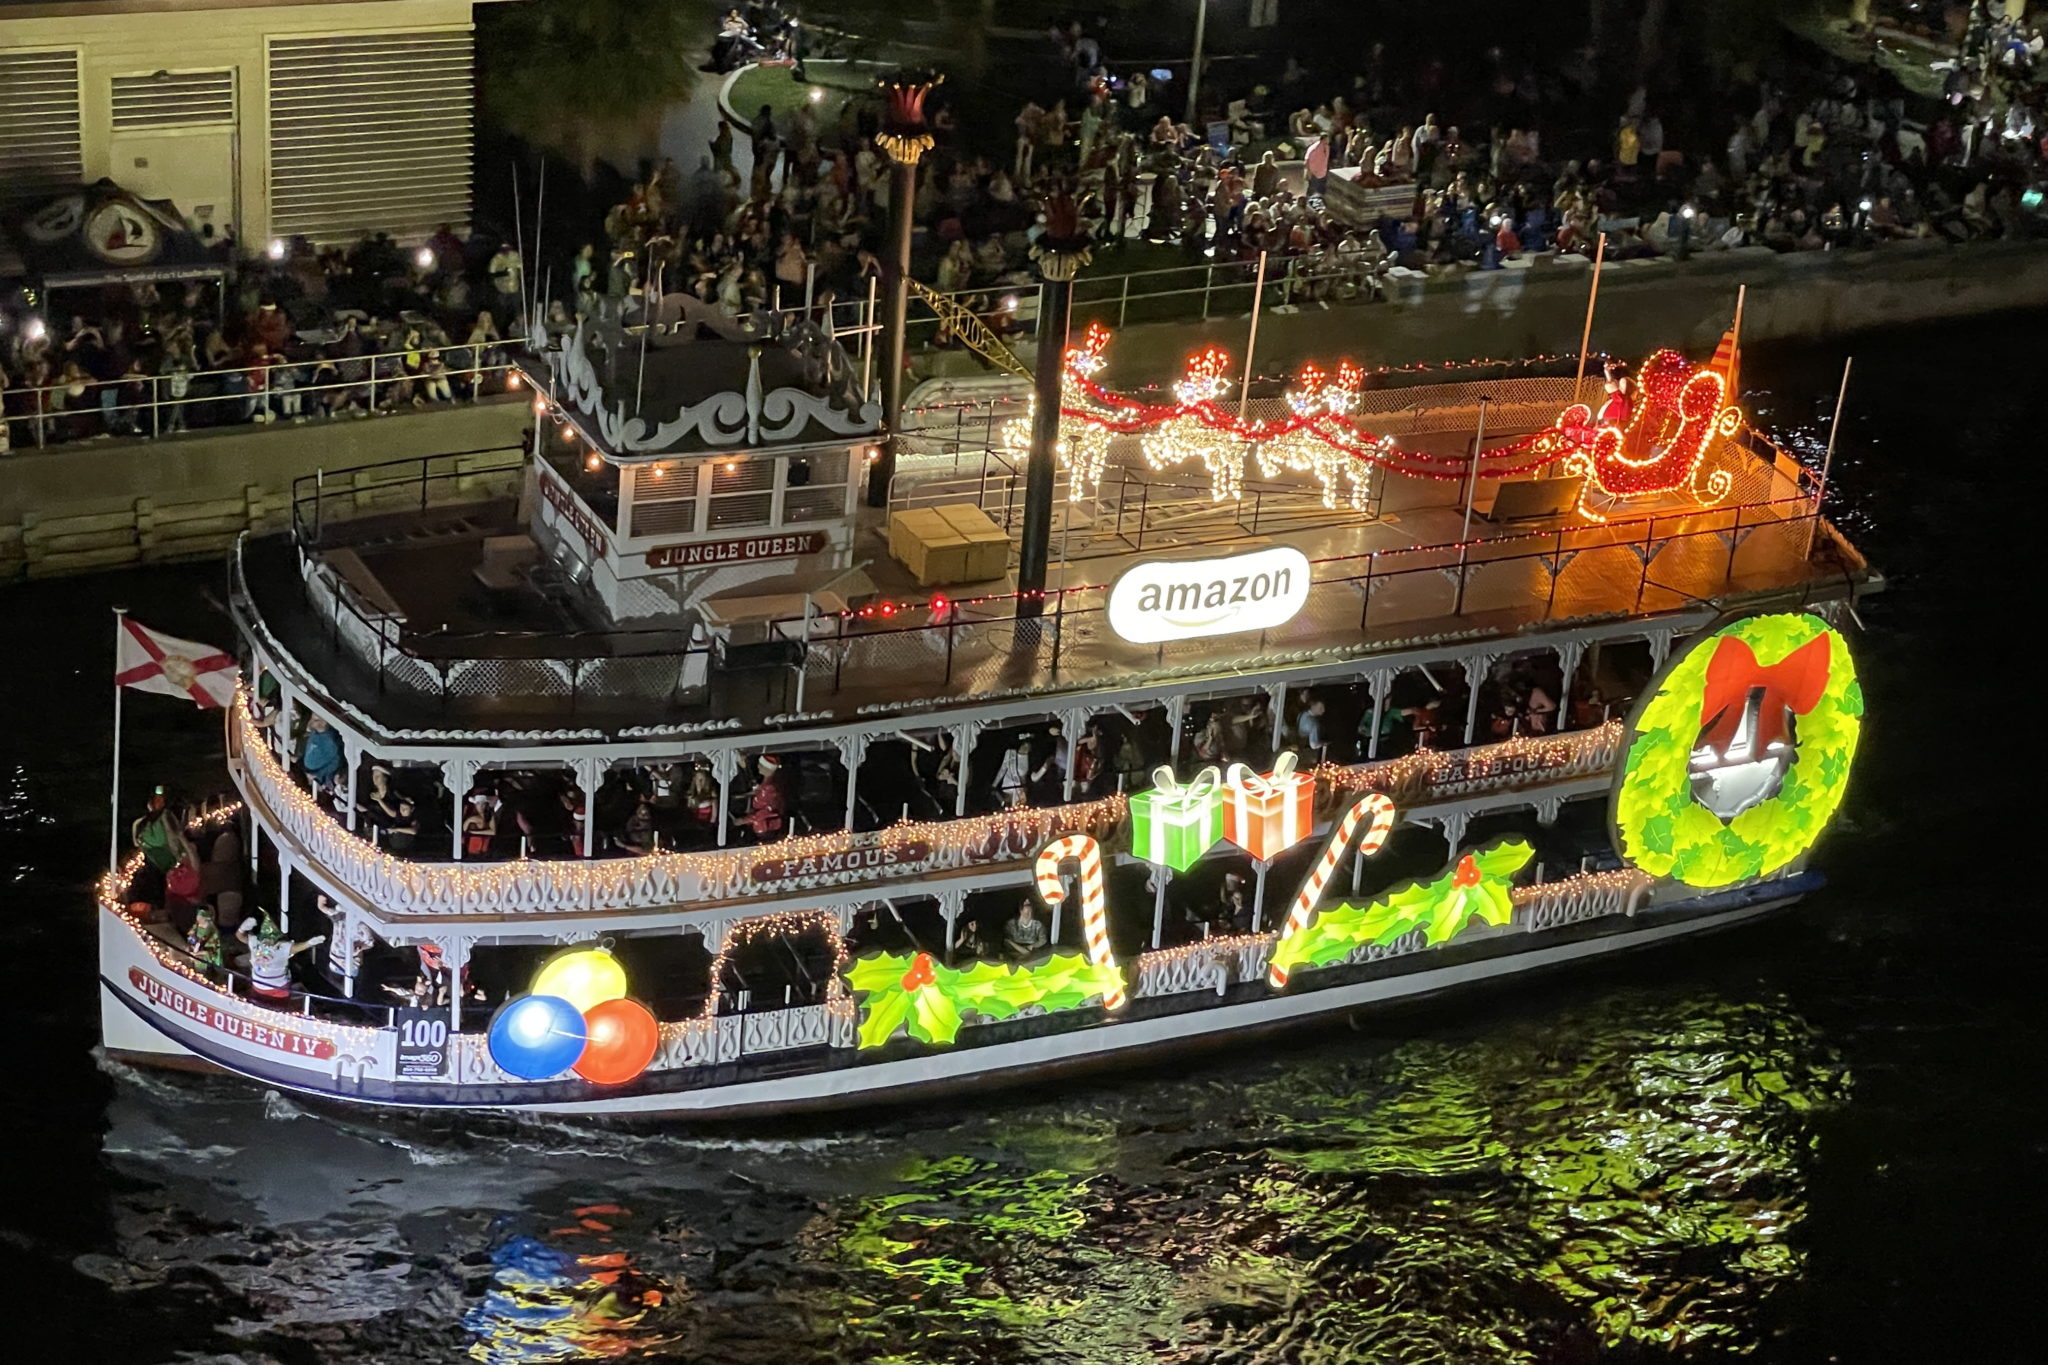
[572,998,660,1086]
[530,947,629,1014]
[487,994,588,1079]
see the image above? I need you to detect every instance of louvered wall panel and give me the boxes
[111,70,237,129]
[266,30,472,242]
[0,50,84,202]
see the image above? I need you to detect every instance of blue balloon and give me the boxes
[487,994,588,1080]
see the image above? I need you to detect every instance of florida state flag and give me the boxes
[115,617,237,708]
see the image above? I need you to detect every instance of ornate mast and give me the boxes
[1015,188,1092,618]
[867,71,941,507]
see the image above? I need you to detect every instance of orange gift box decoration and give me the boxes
[1222,753,1316,861]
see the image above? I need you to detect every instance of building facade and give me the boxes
[0,0,491,247]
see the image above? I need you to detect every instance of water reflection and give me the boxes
[88,986,1846,1362]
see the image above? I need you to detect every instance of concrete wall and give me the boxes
[0,399,527,577]
[1019,239,2048,384]
[0,0,475,245]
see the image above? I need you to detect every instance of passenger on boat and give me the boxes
[919,734,960,814]
[994,738,1034,809]
[300,717,345,793]
[620,800,658,854]
[383,799,420,854]
[185,905,226,969]
[685,764,719,826]
[1003,900,1049,959]
[236,915,325,1001]
[131,787,191,875]
[737,755,789,840]
[462,790,498,856]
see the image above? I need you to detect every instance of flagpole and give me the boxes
[110,606,127,872]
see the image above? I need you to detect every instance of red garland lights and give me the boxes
[1049,330,1746,510]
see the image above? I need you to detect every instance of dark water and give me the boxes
[2,318,2040,1363]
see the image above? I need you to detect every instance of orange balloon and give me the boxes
[572,998,659,1085]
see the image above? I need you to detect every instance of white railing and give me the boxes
[1131,934,1276,999]
[1513,869,1651,932]
[5,337,526,449]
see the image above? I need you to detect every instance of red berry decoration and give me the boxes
[901,953,936,992]
[1452,854,1482,888]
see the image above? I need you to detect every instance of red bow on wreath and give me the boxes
[1696,633,1832,756]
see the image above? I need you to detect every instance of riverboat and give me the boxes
[96,296,1876,1119]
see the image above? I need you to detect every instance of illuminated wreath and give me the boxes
[1611,613,1861,889]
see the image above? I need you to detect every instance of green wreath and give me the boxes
[1613,613,1862,889]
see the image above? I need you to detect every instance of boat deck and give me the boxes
[243,425,1855,738]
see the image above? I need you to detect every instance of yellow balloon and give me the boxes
[531,948,628,1013]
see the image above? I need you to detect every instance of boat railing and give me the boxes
[230,689,1624,919]
[288,444,531,546]
[110,905,398,1028]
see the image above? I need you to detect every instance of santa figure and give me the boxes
[739,755,790,840]
[1595,358,1633,427]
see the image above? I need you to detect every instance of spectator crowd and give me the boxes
[0,227,526,453]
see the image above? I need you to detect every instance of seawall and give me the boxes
[0,401,529,578]
[970,237,2048,385]
[5,240,2046,580]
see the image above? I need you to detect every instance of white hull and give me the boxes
[101,886,1798,1121]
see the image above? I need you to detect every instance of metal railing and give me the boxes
[2,336,528,450]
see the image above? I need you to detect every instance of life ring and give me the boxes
[1611,613,1862,888]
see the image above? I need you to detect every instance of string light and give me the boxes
[230,690,1624,924]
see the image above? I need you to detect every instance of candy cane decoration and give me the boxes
[1034,835,1126,1010]
[1268,793,1398,988]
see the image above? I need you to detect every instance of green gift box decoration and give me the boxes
[1129,765,1225,871]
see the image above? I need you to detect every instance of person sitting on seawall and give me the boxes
[235,915,325,1001]
[1004,899,1049,960]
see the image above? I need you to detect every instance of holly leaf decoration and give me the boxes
[908,985,964,1046]
[1274,840,1535,970]
[847,951,916,996]
[858,987,913,1050]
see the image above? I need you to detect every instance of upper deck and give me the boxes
[238,367,1865,747]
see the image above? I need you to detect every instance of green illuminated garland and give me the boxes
[1268,840,1534,977]
[847,951,1126,1050]
[1613,614,1861,888]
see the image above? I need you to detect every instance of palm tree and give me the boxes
[479,0,703,174]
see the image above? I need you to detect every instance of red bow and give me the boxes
[1697,633,1831,755]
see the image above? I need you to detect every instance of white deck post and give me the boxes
[952,723,976,817]
[1366,668,1392,760]
[1266,682,1286,753]
[1554,640,1585,730]
[1251,860,1269,932]
[937,888,964,963]
[445,757,475,859]
[577,756,601,856]
[1150,868,1172,949]
[1461,654,1494,746]
[837,734,868,831]
[1059,706,1087,800]
[1167,694,1189,766]
[712,748,738,846]
[445,935,470,1035]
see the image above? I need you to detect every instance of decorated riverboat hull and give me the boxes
[98,873,1813,1120]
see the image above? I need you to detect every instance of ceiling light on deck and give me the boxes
[586,454,602,471]
[506,372,522,389]
[809,87,825,103]
[266,238,285,261]
[415,247,435,270]
[532,397,547,416]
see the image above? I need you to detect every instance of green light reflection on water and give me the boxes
[796,991,1849,1362]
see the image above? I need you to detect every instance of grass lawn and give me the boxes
[726,58,886,129]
